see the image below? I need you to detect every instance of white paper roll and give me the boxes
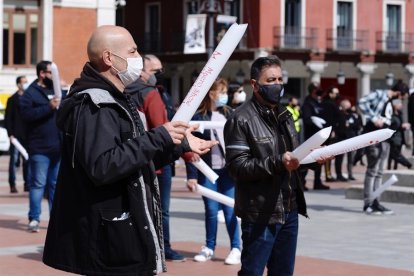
[369,174,398,202]
[301,128,395,164]
[311,116,326,129]
[189,121,226,133]
[172,23,248,123]
[292,126,331,162]
[195,184,235,208]
[51,62,62,98]
[10,137,29,160]
[191,159,219,183]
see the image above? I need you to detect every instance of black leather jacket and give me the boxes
[224,97,307,225]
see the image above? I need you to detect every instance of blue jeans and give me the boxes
[8,144,29,189]
[158,164,173,248]
[28,153,60,222]
[201,168,240,251]
[239,210,299,276]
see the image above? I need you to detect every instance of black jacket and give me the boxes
[43,63,189,275]
[4,91,27,143]
[224,97,307,225]
[19,81,61,155]
[301,95,324,139]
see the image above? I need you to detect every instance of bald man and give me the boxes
[43,26,217,275]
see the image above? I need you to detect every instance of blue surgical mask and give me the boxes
[215,94,228,107]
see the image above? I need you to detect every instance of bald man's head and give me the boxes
[87,25,136,69]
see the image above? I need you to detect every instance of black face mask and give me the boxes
[154,71,164,85]
[43,77,53,89]
[257,83,284,104]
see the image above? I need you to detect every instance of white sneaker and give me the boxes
[224,248,241,265]
[28,220,40,233]
[217,210,225,223]
[194,246,214,262]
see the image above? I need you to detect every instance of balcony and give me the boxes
[376,31,414,53]
[274,26,318,50]
[326,29,369,52]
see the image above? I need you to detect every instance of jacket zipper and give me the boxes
[117,104,138,138]
[271,109,292,213]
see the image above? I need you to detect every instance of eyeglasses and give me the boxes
[153,68,164,74]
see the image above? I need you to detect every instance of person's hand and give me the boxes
[188,152,201,162]
[186,124,219,155]
[186,179,198,192]
[282,152,299,171]
[163,121,189,145]
[49,97,60,110]
[374,118,384,128]
[402,122,411,130]
[315,155,335,165]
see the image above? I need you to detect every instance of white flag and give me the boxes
[184,14,207,54]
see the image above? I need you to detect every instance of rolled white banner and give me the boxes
[189,121,226,133]
[10,137,29,160]
[369,174,398,202]
[172,23,248,123]
[301,128,395,164]
[195,184,235,208]
[311,116,326,129]
[292,126,332,162]
[191,159,219,183]
[51,62,62,98]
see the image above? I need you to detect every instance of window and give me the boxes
[386,4,401,51]
[3,9,38,67]
[336,1,353,49]
[284,0,301,47]
[145,3,161,52]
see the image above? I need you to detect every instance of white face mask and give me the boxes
[112,53,143,87]
[233,90,246,104]
[22,82,30,91]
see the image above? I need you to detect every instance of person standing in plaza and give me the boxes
[125,54,185,262]
[186,78,241,265]
[408,87,414,156]
[224,55,329,275]
[19,61,61,232]
[5,76,30,193]
[358,80,409,215]
[301,83,330,190]
[42,25,216,275]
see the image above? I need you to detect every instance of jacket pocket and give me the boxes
[97,210,144,266]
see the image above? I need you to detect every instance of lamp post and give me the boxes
[386,72,394,87]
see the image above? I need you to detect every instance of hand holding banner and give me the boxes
[292,126,331,162]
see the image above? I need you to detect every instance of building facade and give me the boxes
[121,0,414,106]
[1,0,414,108]
[0,0,118,107]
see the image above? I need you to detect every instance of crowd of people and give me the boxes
[2,25,413,275]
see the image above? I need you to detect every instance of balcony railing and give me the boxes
[326,29,369,51]
[274,26,318,49]
[376,31,414,53]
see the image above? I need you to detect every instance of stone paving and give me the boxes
[0,155,413,275]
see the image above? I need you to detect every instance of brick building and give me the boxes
[1,0,414,108]
[0,0,116,107]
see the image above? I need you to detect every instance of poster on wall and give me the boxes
[184,14,207,54]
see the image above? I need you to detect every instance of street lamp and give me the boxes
[386,72,394,87]
[235,68,245,84]
[337,69,345,85]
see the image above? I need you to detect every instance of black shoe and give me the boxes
[363,204,382,215]
[314,183,330,190]
[337,176,348,182]
[165,247,186,262]
[325,177,336,182]
[348,176,356,181]
[373,200,394,215]
[10,187,18,193]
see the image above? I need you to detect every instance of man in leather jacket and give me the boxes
[224,55,326,276]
